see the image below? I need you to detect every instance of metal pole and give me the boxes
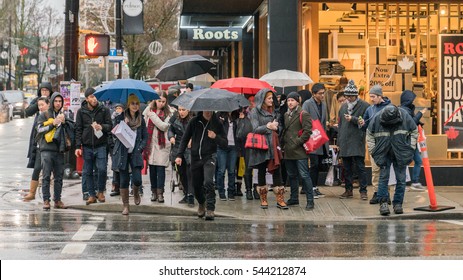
[116,0,122,79]
[7,15,12,90]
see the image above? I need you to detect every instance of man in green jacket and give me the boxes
[281,92,315,210]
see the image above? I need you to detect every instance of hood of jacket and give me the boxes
[380,105,402,127]
[400,90,416,109]
[37,82,53,97]
[48,92,64,115]
[254,88,278,113]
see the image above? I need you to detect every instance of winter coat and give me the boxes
[281,105,312,160]
[36,92,68,153]
[111,111,148,172]
[247,88,281,167]
[75,100,112,149]
[143,106,172,167]
[217,111,238,147]
[27,113,41,168]
[301,97,329,155]
[236,114,253,156]
[337,98,370,158]
[366,107,418,167]
[400,90,424,126]
[168,111,191,164]
[361,97,391,131]
[25,82,53,118]
[176,112,227,162]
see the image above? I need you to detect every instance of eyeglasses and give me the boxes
[315,91,325,95]
[130,102,140,106]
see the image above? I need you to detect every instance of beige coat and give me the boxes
[143,106,172,167]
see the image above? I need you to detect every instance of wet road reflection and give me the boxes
[0,210,462,259]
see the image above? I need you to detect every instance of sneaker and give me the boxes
[178,196,188,204]
[410,183,427,192]
[369,192,379,204]
[305,200,314,210]
[219,193,227,201]
[314,188,325,198]
[82,192,90,201]
[393,204,404,214]
[379,202,390,216]
[228,193,235,201]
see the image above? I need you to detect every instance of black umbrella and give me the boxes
[155,55,215,81]
[170,88,250,112]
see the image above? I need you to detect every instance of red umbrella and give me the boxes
[210,77,274,95]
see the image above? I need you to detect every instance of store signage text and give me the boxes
[368,65,395,92]
[440,35,463,150]
[187,28,242,41]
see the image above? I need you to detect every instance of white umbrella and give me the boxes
[260,69,314,93]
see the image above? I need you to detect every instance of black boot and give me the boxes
[252,184,260,199]
[246,188,253,200]
[235,182,243,196]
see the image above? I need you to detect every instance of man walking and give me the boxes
[175,111,227,221]
[75,88,113,205]
[366,105,418,215]
[337,80,370,200]
[36,92,69,210]
[281,92,315,210]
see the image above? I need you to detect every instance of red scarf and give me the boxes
[144,109,166,160]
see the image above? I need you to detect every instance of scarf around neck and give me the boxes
[125,109,142,130]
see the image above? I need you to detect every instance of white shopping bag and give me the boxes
[112,121,136,153]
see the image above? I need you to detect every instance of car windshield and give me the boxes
[3,91,23,103]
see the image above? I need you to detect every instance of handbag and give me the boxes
[245,133,268,150]
[340,50,354,69]
[298,113,329,154]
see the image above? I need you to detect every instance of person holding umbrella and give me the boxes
[112,94,148,215]
[175,111,227,221]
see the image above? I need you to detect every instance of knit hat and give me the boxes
[311,83,325,94]
[85,87,96,98]
[380,105,402,126]
[369,84,383,96]
[114,103,124,110]
[286,91,300,102]
[127,94,140,106]
[343,80,359,96]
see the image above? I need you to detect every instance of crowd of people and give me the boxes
[22,79,424,218]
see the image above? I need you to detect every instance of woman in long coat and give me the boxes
[247,88,287,210]
[143,92,172,203]
[112,94,148,215]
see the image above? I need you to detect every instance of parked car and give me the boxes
[1,90,28,118]
[0,92,11,123]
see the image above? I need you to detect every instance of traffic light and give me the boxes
[84,34,110,56]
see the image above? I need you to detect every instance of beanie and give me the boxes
[369,84,383,96]
[127,94,140,106]
[343,79,359,96]
[311,83,325,94]
[286,91,300,102]
[85,87,96,98]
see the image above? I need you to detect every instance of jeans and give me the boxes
[119,154,142,189]
[216,146,238,195]
[191,154,217,211]
[41,151,64,202]
[411,148,422,183]
[82,145,108,197]
[377,158,407,205]
[149,165,166,192]
[342,156,368,193]
[285,159,314,202]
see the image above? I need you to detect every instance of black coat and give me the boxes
[75,100,112,148]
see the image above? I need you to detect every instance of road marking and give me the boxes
[61,243,87,255]
[72,224,98,241]
[440,220,463,226]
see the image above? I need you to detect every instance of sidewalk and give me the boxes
[63,176,463,221]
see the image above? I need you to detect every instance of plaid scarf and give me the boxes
[146,109,166,151]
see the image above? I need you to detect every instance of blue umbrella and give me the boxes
[94,79,159,104]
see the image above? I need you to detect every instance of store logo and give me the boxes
[123,0,143,17]
[188,28,242,41]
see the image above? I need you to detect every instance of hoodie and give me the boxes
[26,82,53,117]
[36,92,65,152]
[176,111,227,162]
[399,90,424,126]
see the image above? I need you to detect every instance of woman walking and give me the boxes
[248,88,287,209]
[143,92,173,203]
[112,94,148,215]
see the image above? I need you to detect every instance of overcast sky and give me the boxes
[45,0,65,11]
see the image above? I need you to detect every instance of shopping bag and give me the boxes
[325,165,335,186]
[245,133,268,150]
[340,50,354,69]
[299,119,329,154]
[112,121,136,152]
